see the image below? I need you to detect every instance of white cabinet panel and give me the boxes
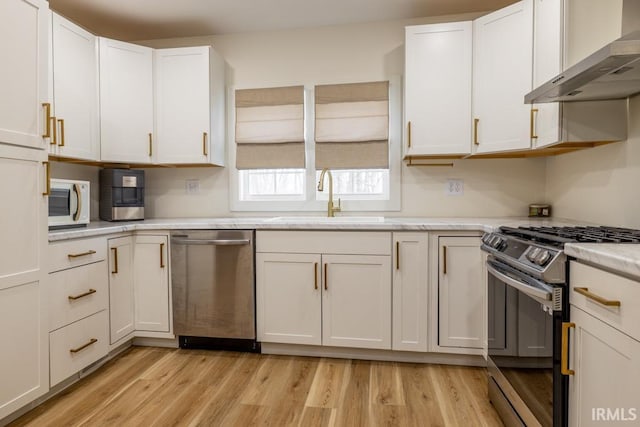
[0,0,49,150]
[134,235,170,333]
[322,255,391,350]
[108,236,134,343]
[404,22,472,156]
[50,13,99,160]
[256,253,322,345]
[392,233,428,352]
[99,38,153,163]
[438,236,483,349]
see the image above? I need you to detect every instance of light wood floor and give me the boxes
[11,347,503,427]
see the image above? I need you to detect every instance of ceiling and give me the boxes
[49,0,516,41]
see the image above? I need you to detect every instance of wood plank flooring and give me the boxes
[10,347,503,427]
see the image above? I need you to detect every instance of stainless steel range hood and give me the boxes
[525,0,640,104]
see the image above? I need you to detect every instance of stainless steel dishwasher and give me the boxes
[170,230,258,351]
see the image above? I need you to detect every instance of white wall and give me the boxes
[546,96,640,228]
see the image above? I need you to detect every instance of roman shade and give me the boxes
[315,81,389,169]
[235,86,304,169]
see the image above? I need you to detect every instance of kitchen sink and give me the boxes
[265,216,385,223]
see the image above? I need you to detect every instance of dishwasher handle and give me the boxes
[172,238,251,246]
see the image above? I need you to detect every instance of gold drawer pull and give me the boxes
[314,262,318,290]
[58,118,65,146]
[111,247,118,274]
[561,322,575,376]
[160,243,165,268]
[396,241,400,270]
[473,118,480,145]
[68,289,97,301]
[67,250,97,259]
[443,245,448,275]
[203,132,208,156]
[42,103,52,138]
[407,121,412,148]
[324,263,328,291]
[42,161,51,196]
[530,108,538,140]
[70,338,98,354]
[574,287,621,307]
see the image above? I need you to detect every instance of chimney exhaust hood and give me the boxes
[525,0,640,104]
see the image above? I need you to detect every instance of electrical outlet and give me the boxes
[446,179,464,196]
[185,179,200,194]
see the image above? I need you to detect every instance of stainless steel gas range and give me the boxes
[481,226,640,427]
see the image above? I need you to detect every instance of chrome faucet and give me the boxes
[317,168,341,217]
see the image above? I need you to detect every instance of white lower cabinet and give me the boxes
[392,233,429,352]
[108,236,135,344]
[133,235,170,333]
[568,307,640,427]
[256,231,392,350]
[436,236,483,350]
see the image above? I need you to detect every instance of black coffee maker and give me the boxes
[99,169,145,221]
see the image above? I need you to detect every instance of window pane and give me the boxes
[316,169,388,200]
[240,169,305,201]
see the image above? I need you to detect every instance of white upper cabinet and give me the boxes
[472,0,533,154]
[0,0,49,150]
[404,22,472,157]
[99,38,154,164]
[50,13,100,160]
[154,46,226,166]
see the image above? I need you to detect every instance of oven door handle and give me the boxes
[487,263,552,301]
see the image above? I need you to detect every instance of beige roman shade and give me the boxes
[235,86,305,169]
[315,81,389,169]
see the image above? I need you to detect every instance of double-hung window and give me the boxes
[230,76,401,211]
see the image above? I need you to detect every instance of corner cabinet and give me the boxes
[133,235,170,334]
[49,12,100,161]
[99,38,154,164]
[107,236,135,344]
[154,46,226,166]
[472,0,533,154]
[256,231,392,350]
[404,22,472,157]
[0,0,50,419]
[392,233,429,352]
[432,235,484,353]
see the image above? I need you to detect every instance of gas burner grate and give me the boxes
[512,226,640,244]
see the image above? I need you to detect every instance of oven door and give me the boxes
[487,257,567,427]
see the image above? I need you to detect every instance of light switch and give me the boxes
[185,179,200,194]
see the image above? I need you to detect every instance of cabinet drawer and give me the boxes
[48,261,108,331]
[49,310,109,387]
[257,231,391,255]
[48,237,107,273]
[570,261,640,340]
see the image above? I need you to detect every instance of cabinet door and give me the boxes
[532,0,562,148]
[404,22,472,156]
[322,254,391,349]
[472,0,533,154]
[0,0,49,149]
[569,307,640,427]
[99,38,153,163]
[134,235,169,333]
[108,236,134,343]
[438,237,483,348]
[256,253,321,345]
[51,13,99,160]
[0,146,49,419]
[155,47,211,164]
[392,233,428,352]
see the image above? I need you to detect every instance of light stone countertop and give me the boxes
[565,243,640,281]
[48,216,584,242]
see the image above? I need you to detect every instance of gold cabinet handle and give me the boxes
[324,263,328,291]
[160,243,165,268]
[42,103,52,138]
[443,245,447,275]
[111,247,118,274]
[42,161,51,196]
[573,287,621,307]
[70,338,98,354]
[396,241,400,271]
[473,118,480,145]
[314,262,318,290]
[561,322,575,376]
[530,108,538,140]
[68,288,97,301]
[407,121,412,148]
[148,133,153,156]
[58,118,65,146]
[50,116,58,145]
[203,132,208,156]
[67,250,97,259]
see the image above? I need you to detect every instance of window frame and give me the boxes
[228,76,402,212]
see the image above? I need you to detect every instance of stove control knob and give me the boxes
[535,250,552,266]
[489,236,504,249]
[527,247,541,263]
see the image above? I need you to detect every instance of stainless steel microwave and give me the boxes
[48,179,90,229]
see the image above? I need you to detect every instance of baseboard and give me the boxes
[133,336,179,348]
